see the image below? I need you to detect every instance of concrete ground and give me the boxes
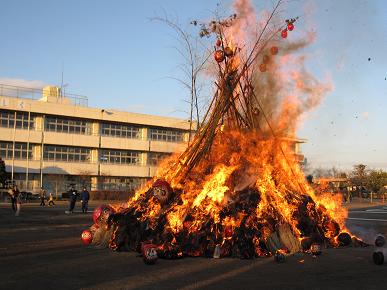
[0,201,386,290]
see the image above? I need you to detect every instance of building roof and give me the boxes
[0,85,194,131]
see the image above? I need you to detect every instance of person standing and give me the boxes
[80,187,90,213]
[15,188,22,216]
[48,192,55,206]
[8,186,16,212]
[39,187,46,206]
[66,186,78,214]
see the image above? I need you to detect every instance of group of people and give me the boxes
[39,188,56,206]
[8,185,22,216]
[66,186,90,214]
[8,185,90,216]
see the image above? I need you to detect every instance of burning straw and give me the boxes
[83,0,364,261]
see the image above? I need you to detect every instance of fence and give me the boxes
[0,83,88,107]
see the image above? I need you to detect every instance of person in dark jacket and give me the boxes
[80,187,90,213]
[9,186,18,212]
[65,186,78,214]
[39,187,46,206]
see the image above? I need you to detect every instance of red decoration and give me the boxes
[287,23,294,31]
[152,179,172,191]
[259,63,266,72]
[281,29,288,38]
[214,50,225,63]
[81,229,93,245]
[310,243,322,255]
[224,46,234,57]
[152,179,173,205]
[216,38,222,47]
[92,207,103,225]
[224,225,233,238]
[263,55,270,64]
[142,244,158,265]
[92,204,114,226]
[270,46,279,55]
[183,220,192,230]
[141,241,152,253]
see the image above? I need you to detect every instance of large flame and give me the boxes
[106,0,356,257]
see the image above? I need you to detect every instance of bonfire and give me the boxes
[83,0,364,262]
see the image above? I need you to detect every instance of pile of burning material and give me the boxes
[82,0,365,261]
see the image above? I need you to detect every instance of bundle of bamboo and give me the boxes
[81,0,366,262]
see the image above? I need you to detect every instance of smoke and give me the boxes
[203,0,332,138]
[346,224,382,245]
[229,0,257,46]
[250,31,332,137]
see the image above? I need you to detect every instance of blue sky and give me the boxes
[0,0,386,170]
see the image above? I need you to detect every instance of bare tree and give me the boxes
[152,15,212,142]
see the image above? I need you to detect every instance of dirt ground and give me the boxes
[0,201,386,290]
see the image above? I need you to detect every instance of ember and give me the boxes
[84,0,363,261]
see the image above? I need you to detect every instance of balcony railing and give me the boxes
[0,83,88,107]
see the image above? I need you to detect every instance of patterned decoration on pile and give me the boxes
[142,243,159,264]
[81,229,93,245]
[152,179,173,205]
[93,204,114,227]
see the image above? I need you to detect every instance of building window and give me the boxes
[100,177,147,191]
[43,145,91,162]
[149,128,184,142]
[148,152,171,166]
[45,116,91,135]
[0,141,33,159]
[101,123,141,139]
[0,110,34,129]
[101,149,141,165]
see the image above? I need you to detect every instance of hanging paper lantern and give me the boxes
[216,38,222,47]
[81,229,93,245]
[259,63,266,72]
[287,23,294,31]
[281,29,288,38]
[263,55,270,64]
[214,50,225,63]
[224,46,234,57]
[142,244,158,265]
[270,46,279,55]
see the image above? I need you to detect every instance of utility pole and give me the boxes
[25,109,31,191]
[11,111,16,182]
